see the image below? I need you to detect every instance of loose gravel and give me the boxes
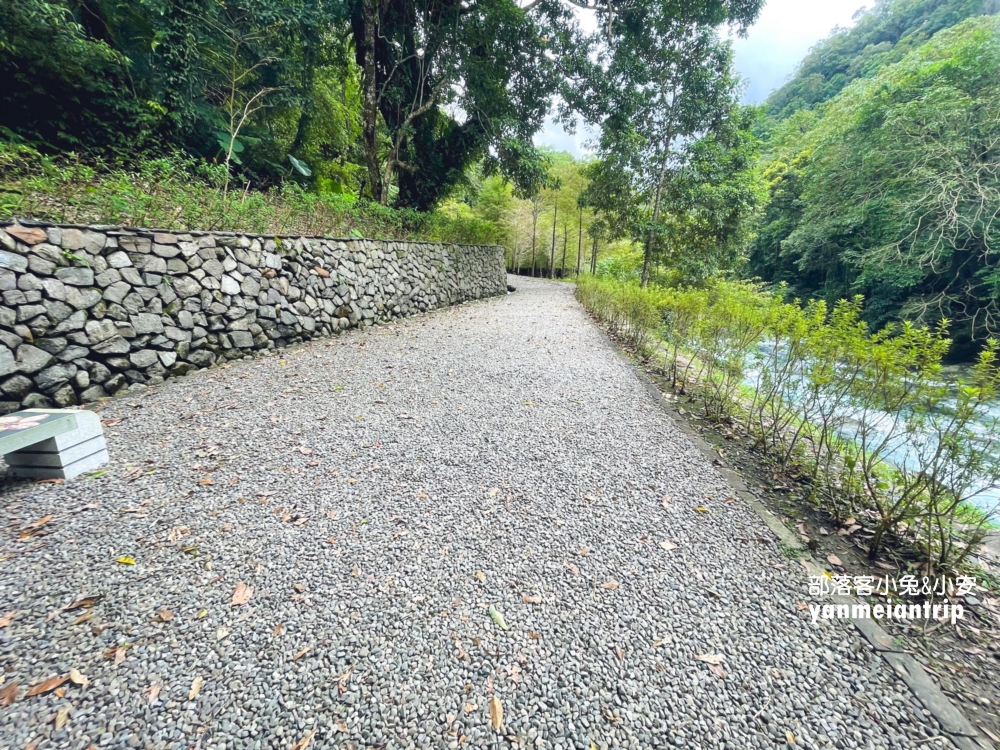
[0,276,949,750]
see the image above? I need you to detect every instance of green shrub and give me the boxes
[576,275,1000,575]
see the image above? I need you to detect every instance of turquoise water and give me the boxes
[743,352,1000,519]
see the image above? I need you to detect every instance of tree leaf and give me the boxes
[231,582,253,606]
[0,681,18,706]
[521,594,542,604]
[693,653,724,665]
[26,675,68,697]
[188,676,203,700]
[0,611,18,627]
[290,730,317,750]
[116,556,136,565]
[489,695,504,730]
[289,154,313,177]
[68,669,88,687]
[54,705,70,730]
[488,604,509,631]
[600,581,620,590]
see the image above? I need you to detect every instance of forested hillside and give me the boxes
[766,0,1000,119]
[750,1,1000,356]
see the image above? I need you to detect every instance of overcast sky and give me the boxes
[535,0,866,155]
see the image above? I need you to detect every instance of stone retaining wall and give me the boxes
[0,222,506,413]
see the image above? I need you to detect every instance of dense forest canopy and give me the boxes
[765,0,1000,120]
[750,0,1000,356]
[0,0,761,211]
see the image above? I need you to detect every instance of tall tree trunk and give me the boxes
[549,203,557,280]
[560,219,568,277]
[531,212,538,277]
[576,206,583,276]
[590,235,598,274]
[642,141,672,288]
[361,0,382,202]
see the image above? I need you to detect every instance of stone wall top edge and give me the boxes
[0,219,503,251]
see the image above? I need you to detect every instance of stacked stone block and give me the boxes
[0,222,506,414]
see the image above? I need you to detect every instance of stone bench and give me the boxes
[0,409,109,480]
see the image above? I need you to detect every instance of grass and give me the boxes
[0,142,504,244]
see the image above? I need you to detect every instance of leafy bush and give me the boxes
[577,275,1000,574]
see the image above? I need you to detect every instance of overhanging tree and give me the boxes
[581,18,742,286]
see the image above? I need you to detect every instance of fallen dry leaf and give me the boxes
[19,515,53,538]
[579,547,590,556]
[289,730,317,750]
[0,681,18,706]
[114,646,128,666]
[0,611,18,627]
[707,663,726,679]
[68,669,88,687]
[488,695,504,731]
[827,554,843,567]
[475,571,486,583]
[600,581,620,590]
[521,594,542,605]
[613,645,624,661]
[293,646,310,661]
[54,705,70,730]
[659,541,678,551]
[464,701,477,713]
[693,653,724,666]
[157,609,174,622]
[26,675,68,697]
[231,582,253,606]
[785,730,796,745]
[980,725,1000,744]
[147,683,161,704]
[273,623,285,636]
[188,676,203,700]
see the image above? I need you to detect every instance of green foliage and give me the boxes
[766,0,1000,120]
[0,0,141,150]
[577,275,1000,573]
[578,15,760,286]
[751,15,1000,356]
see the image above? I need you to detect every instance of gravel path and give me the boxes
[1,276,946,750]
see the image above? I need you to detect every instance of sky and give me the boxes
[535,0,866,156]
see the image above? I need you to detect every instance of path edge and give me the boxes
[581,303,988,750]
